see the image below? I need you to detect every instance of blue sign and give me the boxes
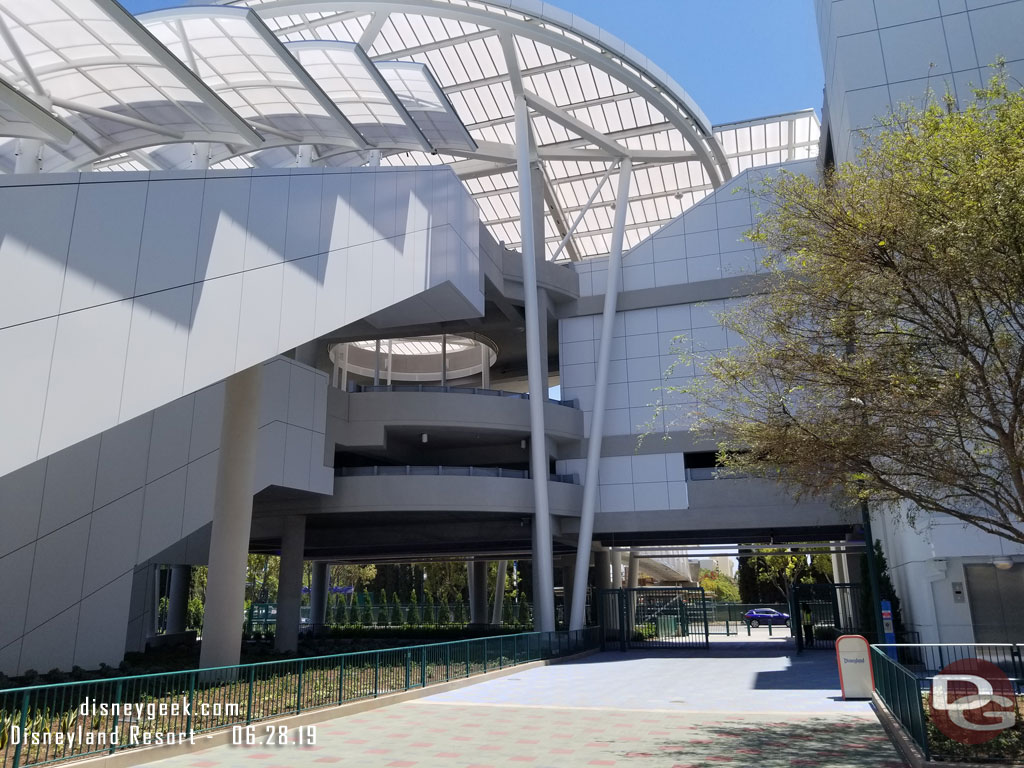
[880,599,897,657]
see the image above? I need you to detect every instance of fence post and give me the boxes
[405,649,411,690]
[338,656,345,704]
[374,653,380,697]
[701,590,710,646]
[12,690,29,768]
[296,659,304,714]
[186,671,196,736]
[619,592,627,652]
[445,644,451,681]
[110,679,123,754]
[246,666,255,725]
[465,642,471,678]
[483,638,488,673]
[421,647,427,688]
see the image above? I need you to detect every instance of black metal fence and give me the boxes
[598,588,710,650]
[792,582,868,649]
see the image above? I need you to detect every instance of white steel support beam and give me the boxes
[358,12,388,50]
[551,162,616,261]
[516,93,556,633]
[49,97,185,140]
[524,91,626,158]
[569,158,632,632]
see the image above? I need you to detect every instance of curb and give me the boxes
[68,648,598,768]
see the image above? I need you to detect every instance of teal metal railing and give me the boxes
[872,643,1024,763]
[871,645,931,760]
[0,628,599,768]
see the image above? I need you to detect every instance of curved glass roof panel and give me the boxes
[0,0,258,171]
[139,6,365,150]
[233,0,730,261]
[285,40,430,151]
[376,61,475,152]
[0,0,756,264]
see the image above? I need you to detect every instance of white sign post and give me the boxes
[835,634,874,699]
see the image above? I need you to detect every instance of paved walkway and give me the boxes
[146,646,905,768]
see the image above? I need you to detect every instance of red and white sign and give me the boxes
[931,658,1016,745]
[836,635,874,699]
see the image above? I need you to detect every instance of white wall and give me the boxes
[571,159,817,298]
[876,508,1024,643]
[817,0,1024,164]
[0,357,330,675]
[557,161,819,516]
[0,166,483,479]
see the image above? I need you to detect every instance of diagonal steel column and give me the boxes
[515,93,556,633]
[569,159,633,631]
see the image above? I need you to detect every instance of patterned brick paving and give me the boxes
[145,648,905,768]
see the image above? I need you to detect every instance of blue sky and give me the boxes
[120,0,824,125]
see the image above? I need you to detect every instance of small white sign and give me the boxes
[835,634,874,699]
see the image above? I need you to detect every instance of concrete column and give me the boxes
[310,561,329,628]
[627,551,640,637]
[275,516,306,653]
[200,365,263,669]
[480,343,490,388]
[610,549,624,589]
[491,560,508,626]
[441,333,448,386]
[594,549,613,591]
[561,557,575,625]
[468,561,489,626]
[628,551,641,588]
[166,566,190,634]
[515,94,556,632]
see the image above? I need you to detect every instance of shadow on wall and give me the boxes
[0,169,440,335]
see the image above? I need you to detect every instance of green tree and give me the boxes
[736,557,761,603]
[390,592,401,626]
[698,569,740,603]
[861,540,905,639]
[750,549,832,601]
[415,562,468,604]
[675,72,1024,546]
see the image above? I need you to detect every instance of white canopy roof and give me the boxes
[0,0,822,260]
[0,0,259,172]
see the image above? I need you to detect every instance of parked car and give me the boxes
[743,608,791,628]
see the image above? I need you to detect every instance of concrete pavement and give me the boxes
[144,646,905,767]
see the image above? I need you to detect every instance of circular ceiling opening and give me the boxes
[330,334,497,383]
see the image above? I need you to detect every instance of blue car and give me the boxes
[743,608,791,628]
